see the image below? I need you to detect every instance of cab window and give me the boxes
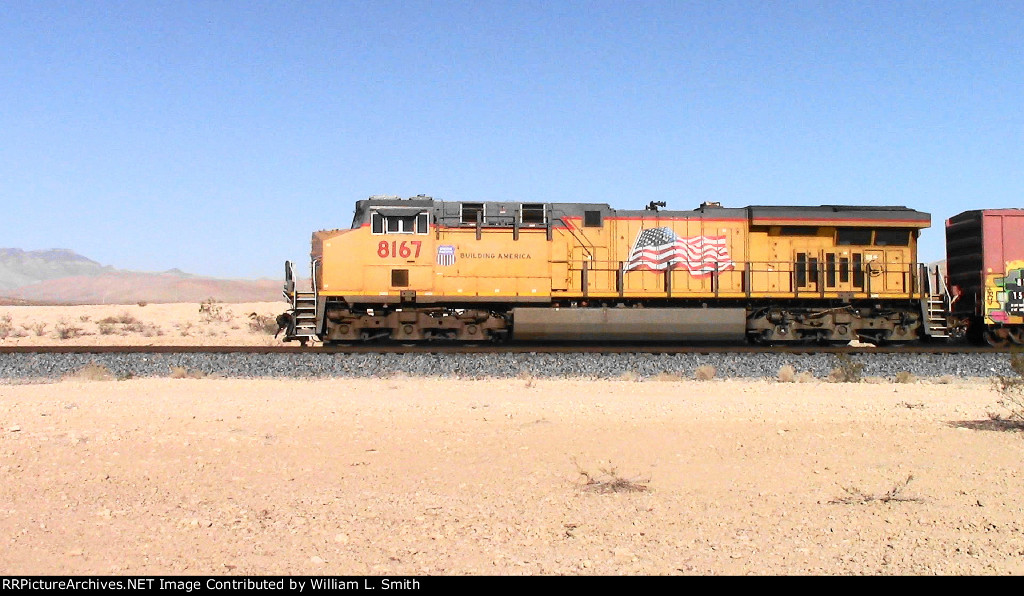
[836,228,872,245]
[371,212,428,235]
[874,229,910,246]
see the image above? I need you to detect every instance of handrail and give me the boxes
[283,260,295,296]
[557,259,921,297]
[553,216,595,260]
[310,258,320,298]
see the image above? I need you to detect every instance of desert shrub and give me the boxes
[118,311,139,324]
[992,351,1024,421]
[895,371,917,384]
[695,365,716,381]
[247,313,278,335]
[898,401,925,409]
[797,371,817,383]
[830,474,922,505]
[778,364,796,383]
[617,370,641,382]
[97,322,116,335]
[67,363,114,382]
[137,301,147,307]
[79,315,91,323]
[54,319,82,340]
[100,313,129,325]
[934,375,955,385]
[169,366,207,379]
[0,314,12,339]
[199,298,232,323]
[828,354,864,383]
[574,459,649,494]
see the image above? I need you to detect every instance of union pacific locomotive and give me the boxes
[279,195,1022,346]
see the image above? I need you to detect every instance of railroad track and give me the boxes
[0,343,1014,355]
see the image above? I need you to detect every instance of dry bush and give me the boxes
[169,366,208,379]
[247,312,278,335]
[777,364,796,383]
[617,370,641,382]
[27,322,47,337]
[574,459,649,494]
[66,363,114,382]
[78,315,91,323]
[118,321,161,336]
[895,371,917,384]
[99,311,140,325]
[827,354,864,383]
[898,401,925,409]
[797,371,817,383]
[199,298,232,323]
[992,351,1024,422]
[694,365,716,381]
[137,301,147,307]
[0,314,12,339]
[934,375,955,385]
[122,321,144,334]
[177,321,195,336]
[54,319,83,340]
[98,322,116,335]
[517,371,537,388]
[830,474,922,505]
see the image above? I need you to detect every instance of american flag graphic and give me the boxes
[436,245,456,267]
[624,227,735,277]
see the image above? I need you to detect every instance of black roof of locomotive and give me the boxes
[350,196,930,227]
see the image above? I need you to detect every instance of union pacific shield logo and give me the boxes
[436,245,456,267]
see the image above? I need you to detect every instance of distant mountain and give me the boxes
[0,248,113,291]
[0,248,292,304]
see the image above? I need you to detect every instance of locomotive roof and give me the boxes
[350,196,930,227]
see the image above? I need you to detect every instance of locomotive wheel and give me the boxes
[1009,328,1024,345]
[985,329,1011,348]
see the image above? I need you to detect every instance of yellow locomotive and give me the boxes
[281,195,941,345]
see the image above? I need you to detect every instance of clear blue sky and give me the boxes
[3,1,1021,277]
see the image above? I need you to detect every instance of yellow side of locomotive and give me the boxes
[314,202,925,303]
[313,224,558,302]
[548,215,749,298]
[742,215,922,299]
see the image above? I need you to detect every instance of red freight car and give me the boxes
[946,209,1024,346]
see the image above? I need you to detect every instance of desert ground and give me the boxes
[1,304,1024,575]
[0,301,291,346]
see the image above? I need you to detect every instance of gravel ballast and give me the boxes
[0,351,1016,381]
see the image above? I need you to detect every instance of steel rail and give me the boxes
[0,344,1014,355]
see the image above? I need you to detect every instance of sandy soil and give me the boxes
[2,374,1023,576]
[0,302,292,346]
